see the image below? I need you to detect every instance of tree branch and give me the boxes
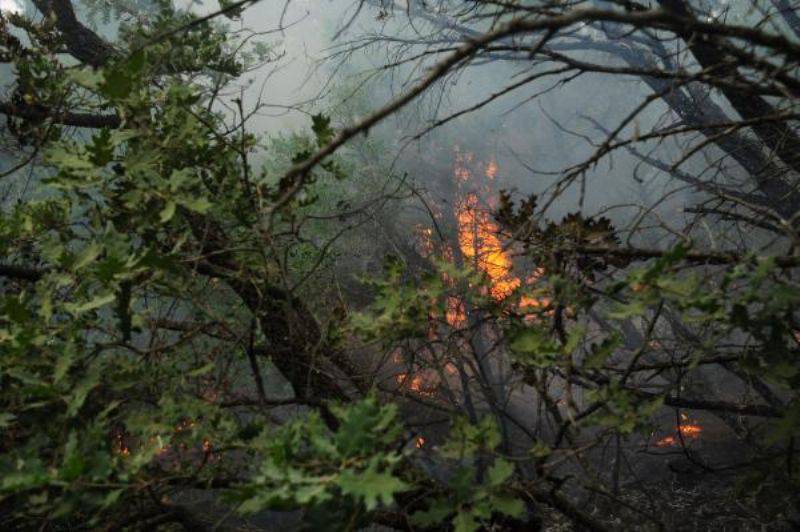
[31,0,115,67]
[0,100,120,129]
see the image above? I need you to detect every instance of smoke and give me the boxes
[0,0,22,15]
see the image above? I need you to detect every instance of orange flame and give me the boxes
[457,193,521,300]
[655,415,703,447]
[402,152,549,401]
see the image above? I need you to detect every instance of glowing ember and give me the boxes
[415,224,435,257]
[485,159,498,179]
[446,295,466,327]
[454,155,472,181]
[655,415,703,447]
[395,371,438,397]
[113,432,131,457]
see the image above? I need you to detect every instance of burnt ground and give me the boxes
[548,409,800,531]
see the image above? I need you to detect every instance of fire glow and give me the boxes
[655,414,703,447]
[457,192,522,301]
[395,371,438,397]
[395,151,547,400]
[452,156,546,313]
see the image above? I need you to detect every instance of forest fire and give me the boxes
[457,192,522,300]
[654,414,703,447]
[453,155,547,312]
[395,151,549,398]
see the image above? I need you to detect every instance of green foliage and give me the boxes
[230,396,408,526]
[0,5,363,527]
[351,255,493,344]
[412,417,525,532]
[3,1,800,529]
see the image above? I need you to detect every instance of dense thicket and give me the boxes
[1,1,799,530]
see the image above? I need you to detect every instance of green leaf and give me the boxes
[53,350,74,384]
[100,53,146,100]
[489,495,525,519]
[69,68,104,89]
[486,458,514,487]
[160,201,177,223]
[0,412,16,430]
[508,328,560,367]
[66,375,98,416]
[60,432,85,481]
[101,489,124,508]
[127,50,147,78]
[337,461,407,511]
[102,68,135,99]
[453,511,479,532]
[607,299,647,320]
[67,292,116,315]
[72,242,103,271]
[188,362,215,377]
[87,129,114,166]
[311,114,334,147]
[1,469,49,492]
[180,197,212,213]
[509,328,558,355]
[411,499,454,527]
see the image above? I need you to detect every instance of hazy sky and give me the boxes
[0,0,23,15]
[0,0,697,222]
[179,0,337,131]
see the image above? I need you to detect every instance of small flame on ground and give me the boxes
[113,433,131,457]
[395,371,438,397]
[111,418,215,461]
[415,436,426,448]
[654,416,703,447]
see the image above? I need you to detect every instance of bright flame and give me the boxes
[415,436,426,448]
[457,193,520,300]
[401,151,550,403]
